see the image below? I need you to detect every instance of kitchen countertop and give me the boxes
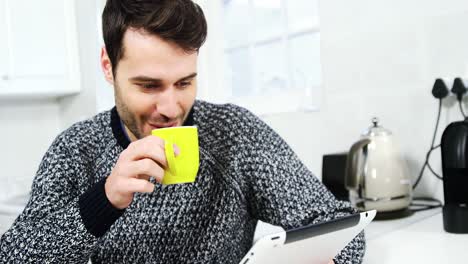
[364,208,468,263]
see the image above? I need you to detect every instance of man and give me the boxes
[0,0,364,263]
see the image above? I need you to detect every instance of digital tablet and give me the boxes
[239,210,376,264]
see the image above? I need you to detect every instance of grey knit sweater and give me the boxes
[0,100,365,263]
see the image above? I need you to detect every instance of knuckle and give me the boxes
[115,179,127,193]
[144,142,153,154]
[157,165,165,176]
[151,136,165,147]
[143,159,154,173]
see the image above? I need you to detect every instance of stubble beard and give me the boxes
[114,83,145,140]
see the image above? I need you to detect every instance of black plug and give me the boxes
[451,77,467,101]
[432,78,449,99]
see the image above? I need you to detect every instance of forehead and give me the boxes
[119,28,198,79]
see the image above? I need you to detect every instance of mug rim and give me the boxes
[151,125,197,132]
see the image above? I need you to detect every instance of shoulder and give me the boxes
[51,110,112,153]
[193,100,284,148]
[194,100,264,130]
[33,110,113,186]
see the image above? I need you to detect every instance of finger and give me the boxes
[147,135,180,157]
[126,178,155,193]
[132,159,165,183]
[149,137,180,158]
[137,174,151,181]
[137,175,163,184]
[126,136,168,168]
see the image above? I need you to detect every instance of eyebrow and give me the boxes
[129,73,197,83]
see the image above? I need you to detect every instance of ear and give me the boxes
[100,46,114,85]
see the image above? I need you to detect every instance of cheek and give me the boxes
[181,85,197,106]
[118,83,151,111]
[132,93,155,111]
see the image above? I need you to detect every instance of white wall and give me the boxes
[0,99,61,232]
[263,0,468,202]
[0,99,61,197]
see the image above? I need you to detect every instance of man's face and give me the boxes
[101,28,198,141]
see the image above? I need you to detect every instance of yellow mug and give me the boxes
[151,126,199,185]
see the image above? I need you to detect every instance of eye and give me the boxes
[140,83,160,90]
[178,81,192,88]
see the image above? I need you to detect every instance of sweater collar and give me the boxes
[110,106,195,149]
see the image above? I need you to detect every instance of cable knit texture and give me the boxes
[0,100,365,263]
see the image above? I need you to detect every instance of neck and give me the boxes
[119,119,138,142]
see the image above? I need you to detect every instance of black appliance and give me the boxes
[440,119,468,233]
[322,153,349,201]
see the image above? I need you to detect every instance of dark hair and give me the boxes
[102,0,207,74]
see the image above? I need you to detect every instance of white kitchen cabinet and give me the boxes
[0,0,8,88]
[0,0,80,99]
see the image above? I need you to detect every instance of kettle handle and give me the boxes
[345,138,371,190]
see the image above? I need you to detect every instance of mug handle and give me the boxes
[164,140,178,176]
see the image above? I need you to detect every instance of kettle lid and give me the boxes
[362,117,392,137]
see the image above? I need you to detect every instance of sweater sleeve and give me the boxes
[235,107,366,264]
[0,130,119,263]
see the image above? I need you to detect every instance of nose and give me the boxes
[156,87,180,121]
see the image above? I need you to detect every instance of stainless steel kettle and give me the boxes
[345,118,412,212]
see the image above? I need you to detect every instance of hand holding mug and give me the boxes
[104,135,178,209]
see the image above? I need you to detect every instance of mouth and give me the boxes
[149,122,178,129]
